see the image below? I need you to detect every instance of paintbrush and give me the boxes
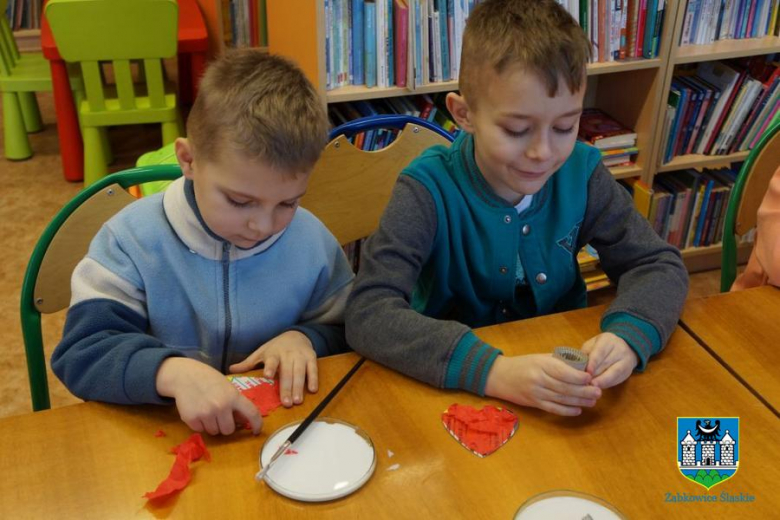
[256,356,367,482]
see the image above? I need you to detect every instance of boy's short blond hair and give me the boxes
[186,49,328,173]
[460,0,592,105]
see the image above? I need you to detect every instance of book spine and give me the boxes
[353,0,365,84]
[437,0,450,80]
[387,0,394,86]
[365,1,377,87]
[642,0,658,58]
[394,0,409,87]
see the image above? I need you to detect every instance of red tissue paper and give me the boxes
[240,382,283,417]
[441,404,519,457]
[143,433,211,500]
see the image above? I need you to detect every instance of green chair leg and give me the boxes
[19,92,44,134]
[161,120,181,145]
[83,126,108,186]
[99,127,114,165]
[2,92,33,160]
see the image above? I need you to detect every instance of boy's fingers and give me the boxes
[229,349,265,374]
[306,358,319,393]
[580,337,596,354]
[217,408,236,436]
[202,415,220,436]
[279,359,294,407]
[186,418,205,433]
[584,341,611,376]
[235,396,263,435]
[541,389,598,408]
[547,358,592,385]
[292,359,306,404]
[263,356,280,379]
[591,363,630,389]
[548,379,602,400]
[538,400,582,416]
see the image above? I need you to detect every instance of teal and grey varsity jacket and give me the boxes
[345,131,688,396]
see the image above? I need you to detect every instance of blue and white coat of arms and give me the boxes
[678,417,739,490]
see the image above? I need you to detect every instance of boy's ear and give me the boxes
[446,92,475,134]
[175,138,196,180]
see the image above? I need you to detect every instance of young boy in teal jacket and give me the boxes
[346,0,688,416]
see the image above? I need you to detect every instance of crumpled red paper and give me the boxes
[143,433,211,500]
[441,404,518,457]
[242,382,282,414]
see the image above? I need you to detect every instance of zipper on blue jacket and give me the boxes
[220,241,232,373]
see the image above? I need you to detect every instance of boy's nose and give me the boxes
[248,214,274,235]
[526,135,553,162]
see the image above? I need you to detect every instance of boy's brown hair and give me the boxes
[460,0,592,105]
[186,49,328,173]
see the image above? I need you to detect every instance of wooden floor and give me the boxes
[0,92,737,419]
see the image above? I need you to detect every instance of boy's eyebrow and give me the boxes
[502,108,583,119]
[223,188,307,202]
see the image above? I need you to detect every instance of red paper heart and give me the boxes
[441,404,518,457]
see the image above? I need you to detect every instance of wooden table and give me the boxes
[682,285,780,416]
[40,0,208,182]
[1,306,778,518]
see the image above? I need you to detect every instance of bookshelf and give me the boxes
[11,28,40,52]
[647,0,780,271]
[266,0,677,187]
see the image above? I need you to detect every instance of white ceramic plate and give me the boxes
[514,490,627,520]
[259,418,376,502]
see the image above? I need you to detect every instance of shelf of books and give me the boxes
[7,0,42,52]
[267,1,669,98]
[675,35,780,64]
[657,150,751,172]
[643,0,779,270]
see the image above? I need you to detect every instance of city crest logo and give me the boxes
[678,417,739,490]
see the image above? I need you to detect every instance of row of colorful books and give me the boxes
[326,0,666,91]
[662,55,780,163]
[4,0,41,30]
[624,167,755,250]
[328,93,460,150]
[680,0,780,47]
[574,0,667,61]
[220,0,267,48]
[577,108,639,167]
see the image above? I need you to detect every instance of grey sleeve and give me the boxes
[345,176,473,388]
[579,162,689,353]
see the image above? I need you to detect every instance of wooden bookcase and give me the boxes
[648,0,780,271]
[264,0,775,273]
[265,0,677,187]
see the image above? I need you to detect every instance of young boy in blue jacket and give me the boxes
[346,0,689,416]
[53,50,354,435]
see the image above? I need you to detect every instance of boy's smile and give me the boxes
[448,67,586,205]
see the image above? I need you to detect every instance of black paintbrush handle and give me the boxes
[287,356,366,445]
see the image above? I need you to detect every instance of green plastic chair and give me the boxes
[45,0,183,186]
[721,121,780,292]
[0,0,80,160]
[20,164,182,411]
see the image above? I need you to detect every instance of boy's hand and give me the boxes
[484,354,602,416]
[229,330,318,408]
[156,357,263,435]
[580,332,639,389]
